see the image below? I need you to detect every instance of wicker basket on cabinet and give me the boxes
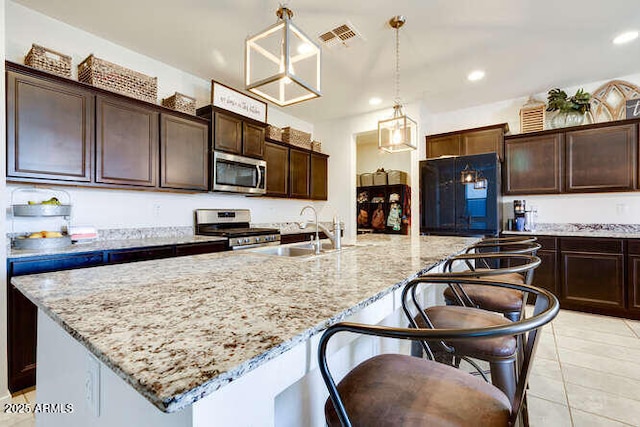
[24,44,72,78]
[282,127,312,150]
[162,92,196,115]
[78,54,158,103]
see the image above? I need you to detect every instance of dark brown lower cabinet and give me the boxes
[7,284,37,393]
[560,237,625,312]
[628,240,640,314]
[533,236,558,297]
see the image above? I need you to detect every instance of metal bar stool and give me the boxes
[443,241,542,321]
[319,276,558,427]
[410,253,541,403]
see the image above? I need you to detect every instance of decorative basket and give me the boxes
[360,173,374,186]
[373,170,388,186]
[311,141,322,152]
[387,170,408,185]
[282,127,312,149]
[162,92,196,115]
[266,125,283,141]
[24,44,72,78]
[78,55,158,103]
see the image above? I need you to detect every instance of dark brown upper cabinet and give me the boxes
[426,134,461,158]
[289,147,310,198]
[264,141,289,197]
[196,107,266,160]
[565,123,637,192]
[214,111,243,154]
[160,114,208,191]
[6,70,94,182]
[264,138,329,200]
[426,123,508,160]
[310,153,328,200]
[243,122,265,158]
[463,127,505,159]
[504,133,563,195]
[96,95,158,187]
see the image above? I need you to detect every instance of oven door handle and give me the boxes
[256,165,263,189]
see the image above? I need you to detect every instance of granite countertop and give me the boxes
[7,223,333,259]
[503,223,640,239]
[11,234,479,413]
[505,230,640,238]
[8,235,228,259]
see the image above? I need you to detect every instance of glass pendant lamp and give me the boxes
[378,16,417,153]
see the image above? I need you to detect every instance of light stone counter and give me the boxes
[503,223,640,239]
[8,235,228,259]
[11,234,478,414]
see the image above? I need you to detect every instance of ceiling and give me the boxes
[12,0,640,123]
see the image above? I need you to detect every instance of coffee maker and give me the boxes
[513,200,526,231]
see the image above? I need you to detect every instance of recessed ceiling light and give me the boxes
[369,97,382,106]
[613,31,639,45]
[467,70,485,82]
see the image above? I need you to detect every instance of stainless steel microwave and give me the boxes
[212,151,267,195]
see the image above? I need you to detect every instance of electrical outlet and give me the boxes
[153,204,161,218]
[85,355,100,417]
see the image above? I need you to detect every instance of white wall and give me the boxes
[0,0,9,404]
[424,72,640,225]
[3,1,338,232]
[356,140,411,175]
[314,102,423,239]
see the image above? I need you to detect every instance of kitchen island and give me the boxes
[11,234,479,427]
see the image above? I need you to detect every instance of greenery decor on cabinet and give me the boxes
[546,88,592,128]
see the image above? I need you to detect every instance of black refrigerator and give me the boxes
[420,153,501,236]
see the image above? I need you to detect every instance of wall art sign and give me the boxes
[211,81,267,123]
[626,98,640,119]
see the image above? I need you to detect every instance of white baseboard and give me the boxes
[0,390,13,404]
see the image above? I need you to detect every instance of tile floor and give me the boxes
[1,387,35,426]
[527,309,640,426]
[1,309,639,426]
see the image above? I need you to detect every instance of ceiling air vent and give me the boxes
[318,21,363,48]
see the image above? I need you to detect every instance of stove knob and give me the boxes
[244,238,250,243]
[255,237,261,242]
[236,239,243,245]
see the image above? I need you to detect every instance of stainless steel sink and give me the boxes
[252,246,317,257]
[250,242,355,258]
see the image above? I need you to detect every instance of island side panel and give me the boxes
[36,311,193,427]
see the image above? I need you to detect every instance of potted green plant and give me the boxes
[546,88,591,128]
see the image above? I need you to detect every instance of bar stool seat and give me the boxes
[443,275,524,313]
[325,354,511,427]
[418,306,516,359]
[319,276,559,427]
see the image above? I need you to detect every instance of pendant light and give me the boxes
[245,6,321,106]
[378,16,417,153]
[460,164,477,184]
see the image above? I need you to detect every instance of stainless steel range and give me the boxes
[195,209,280,249]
